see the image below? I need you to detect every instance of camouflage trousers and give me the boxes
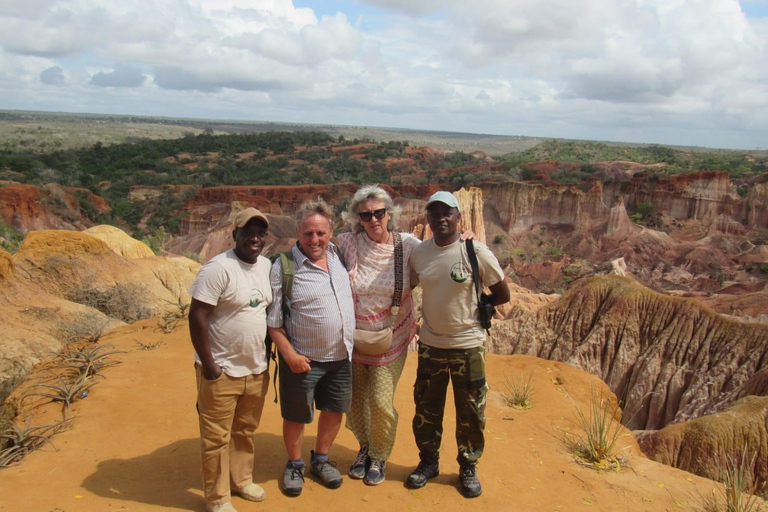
[412,343,488,466]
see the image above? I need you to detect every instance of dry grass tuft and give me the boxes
[696,450,767,512]
[564,386,627,471]
[499,374,534,410]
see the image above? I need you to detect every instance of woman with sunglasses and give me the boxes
[336,185,473,486]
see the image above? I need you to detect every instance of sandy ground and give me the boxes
[0,318,720,512]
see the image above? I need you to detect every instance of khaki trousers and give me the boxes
[195,366,268,507]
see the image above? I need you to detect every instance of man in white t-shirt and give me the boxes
[407,191,510,498]
[188,207,272,512]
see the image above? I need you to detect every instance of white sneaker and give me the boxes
[206,502,238,512]
[233,482,266,502]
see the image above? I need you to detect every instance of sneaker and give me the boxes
[233,482,265,502]
[364,459,386,486]
[282,461,305,497]
[310,450,343,489]
[405,459,439,489]
[458,465,482,498]
[206,503,238,512]
[348,445,370,479]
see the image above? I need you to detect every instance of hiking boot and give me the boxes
[364,459,386,486]
[405,459,439,489]
[282,461,305,497]
[310,450,343,489]
[458,464,482,498]
[233,482,265,502]
[348,445,369,479]
[206,503,238,512]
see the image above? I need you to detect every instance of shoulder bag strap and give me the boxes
[391,232,403,315]
[465,239,482,304]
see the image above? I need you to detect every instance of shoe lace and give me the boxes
[460,465,477,480]
[315,459,338,472]
[289,465,305,482]
[353,447,369,466]
[369,459,385,473]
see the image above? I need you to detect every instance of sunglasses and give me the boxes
[358,208,387,222]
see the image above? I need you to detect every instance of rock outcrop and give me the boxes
[0,182,109,231]
[489,275,768,431]
[83,225,155,259]
[0,230,200,382]
[637,396,768,498]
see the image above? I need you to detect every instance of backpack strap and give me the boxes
[266,250,296,404]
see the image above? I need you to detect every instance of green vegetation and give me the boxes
[503,139,768,183]
[0,222,24,254]
[500,374,534,410]
[629,202,657,226]
[564,386,626,471]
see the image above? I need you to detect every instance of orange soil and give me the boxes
[0,319,719,512]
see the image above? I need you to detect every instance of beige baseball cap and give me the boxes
[232,207,269,230]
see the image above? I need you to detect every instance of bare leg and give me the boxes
[316,411,343,454]
[283,420,305,460]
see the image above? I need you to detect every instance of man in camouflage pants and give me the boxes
[408,192,510,498]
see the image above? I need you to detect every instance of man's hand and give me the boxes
[284,350,312,373]
[201,363,223,381]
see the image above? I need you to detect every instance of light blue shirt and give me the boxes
[267,243,355,362]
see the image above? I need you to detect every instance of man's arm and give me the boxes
[486,279,511,307]
[267,326,311,373]
[189,298,221,380]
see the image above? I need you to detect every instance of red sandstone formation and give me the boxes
[489,275,768,432]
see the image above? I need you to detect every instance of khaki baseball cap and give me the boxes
[232,207,269,230]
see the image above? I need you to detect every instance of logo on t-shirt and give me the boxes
[249,288,265,307]
[450,262,470,283]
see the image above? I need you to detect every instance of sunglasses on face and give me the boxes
[358,208,387,222]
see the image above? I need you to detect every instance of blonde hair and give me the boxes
[341,184,402,233]
[296,197,335,226]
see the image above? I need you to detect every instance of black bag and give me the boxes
[466,240,496,333]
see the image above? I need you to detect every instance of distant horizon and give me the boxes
[1,1,766,151]
[3,107,756,154]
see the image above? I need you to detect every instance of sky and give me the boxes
[1,0,767,150]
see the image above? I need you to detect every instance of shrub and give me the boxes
[0,222,24,254]
[547,246,563,257]
[493,234,505,245]
[59,312,110,344]
[68,283,153,323]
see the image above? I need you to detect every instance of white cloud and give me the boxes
[0,0,766,149]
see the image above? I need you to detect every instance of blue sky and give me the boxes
[1,0,767,150]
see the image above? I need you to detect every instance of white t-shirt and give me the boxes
[410,238,504,349]
[189,249,272,377]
